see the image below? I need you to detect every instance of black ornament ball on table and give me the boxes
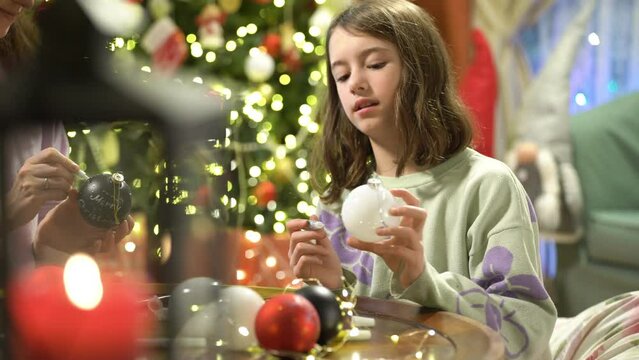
[78,173,132,228]
[295,285,342,346]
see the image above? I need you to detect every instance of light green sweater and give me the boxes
[318,148,557,359]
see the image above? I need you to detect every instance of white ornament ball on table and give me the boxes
[341,178,403,243]
[168,277,223,338]
[220,286,265,351]
[244,50,276,82]
[176,301,221,339]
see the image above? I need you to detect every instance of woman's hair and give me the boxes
[312,0,474,204]
[0,13,40,71]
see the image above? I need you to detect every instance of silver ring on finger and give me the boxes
[43,177,49,190]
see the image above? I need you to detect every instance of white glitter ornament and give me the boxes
[341,178,403,243]
[244,50,275,83]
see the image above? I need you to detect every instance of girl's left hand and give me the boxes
[347,189,427,288]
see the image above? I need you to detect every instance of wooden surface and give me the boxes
[150,287,505,360]
[351,296,505,360]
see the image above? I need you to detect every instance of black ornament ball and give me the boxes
[295,285,342,345]
[78,173,132,228]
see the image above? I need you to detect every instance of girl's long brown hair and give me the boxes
[311,0,474,204]
[0,13,40,71]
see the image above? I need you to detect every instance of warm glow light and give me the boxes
[238,326,250,336]
[297,182,309,193]
[588,32,600,46]
[293,32,306,43]
[249,166,262,178]
[190,42,204,57]
[63,254,103,311]
[245,230,262,243]
[226,41,237,52]
[124,241,136,253]
[273,222,286,233]
[236,270,247,281]
[308,122,320,133]
[265,256,277,267]
[295,158,307,169]
[246,23,258,34]
[297,201,309,213]
[279,74,291,85]
[285,135,297,149]
[276,146,287,159]
[390,334,399,344]
[237,26,248,37]
[302,42,315,54]
[274,0,285,7]
[274,211,287,221]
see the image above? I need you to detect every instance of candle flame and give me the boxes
[63,253,104,310]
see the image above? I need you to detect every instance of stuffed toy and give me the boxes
[506,142,583,243]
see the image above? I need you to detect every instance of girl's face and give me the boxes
[0,0,33,38]
[329,26,403,142]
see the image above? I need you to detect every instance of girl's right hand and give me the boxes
[287,216,343,289]
[5,147,80,231]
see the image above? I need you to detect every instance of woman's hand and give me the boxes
[34,190,134,260]
[5,147,80,231]
[347,189,427,289]
[287,215,343,289]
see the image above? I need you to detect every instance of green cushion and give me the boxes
[570,92,639,211]
[586,210,639,268]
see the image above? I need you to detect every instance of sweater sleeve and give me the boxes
[390,173,557,359]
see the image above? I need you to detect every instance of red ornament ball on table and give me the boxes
[254,293,320,353]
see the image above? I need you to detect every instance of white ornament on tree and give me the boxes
[341,178,403,243]
[244,49,275,82]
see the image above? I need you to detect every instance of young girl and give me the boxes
[286,1,557,358]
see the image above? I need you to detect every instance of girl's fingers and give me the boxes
[290,241,328,266]
[389,188,420,206]
[293,255,323,278]
[289,229,327,256]
[346,237,377,252]
[286,218,312,233]
[376,226,422,250]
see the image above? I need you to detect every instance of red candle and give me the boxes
[8,256,150,360]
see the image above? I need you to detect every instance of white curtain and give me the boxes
[520,0,639,116]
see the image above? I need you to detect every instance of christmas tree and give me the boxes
[66,0,345,285]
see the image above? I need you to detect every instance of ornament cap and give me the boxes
[366,177,382,188]
[112,172,125,183]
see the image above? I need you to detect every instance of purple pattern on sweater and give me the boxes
[319,210,374,286]
[457,246,549,358]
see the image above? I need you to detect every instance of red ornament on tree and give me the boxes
[254,293,320,353]
[262,33,282,58]
[282,48,302,73]
[141,18,188,74]
[254,180,277,207]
